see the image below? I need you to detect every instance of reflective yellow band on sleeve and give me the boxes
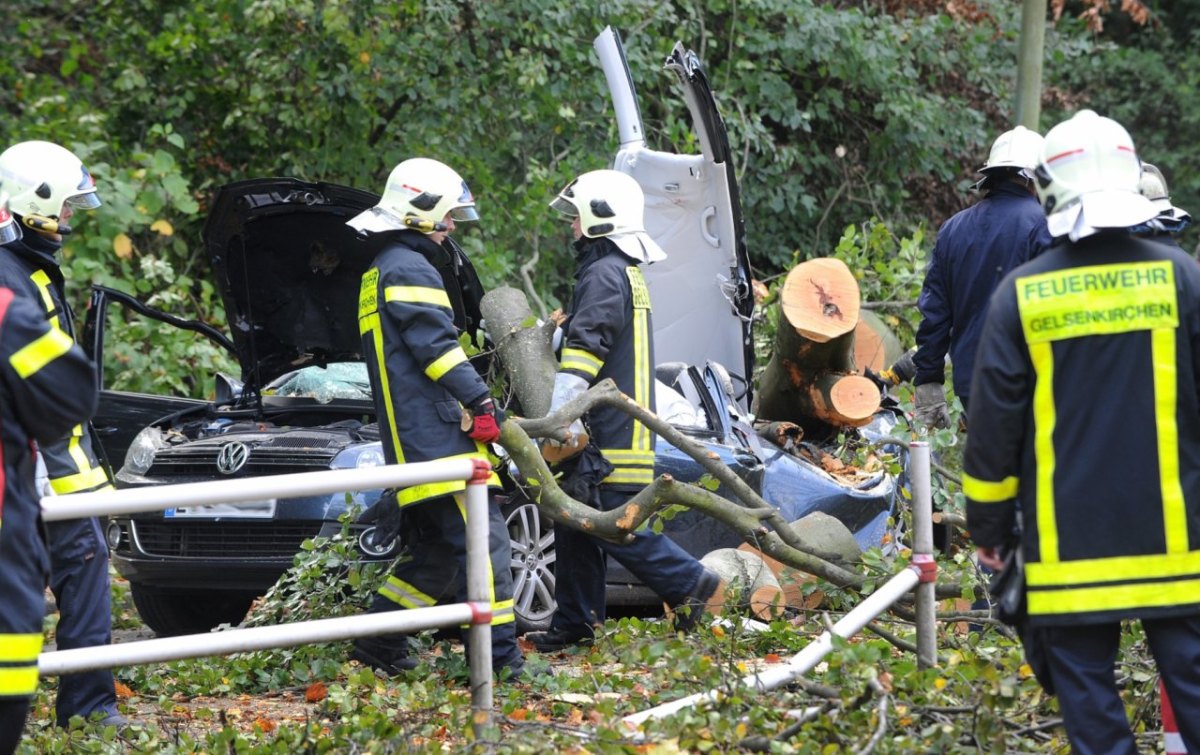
[396,453,499,506]
[49,466,111,495]
[961,473,1018,503]
[0,666,38,696]
[0,634,43,663]
[424,346,468,381]
[561,348,603,378]
[385,285,452,310]
[9,327,74,379]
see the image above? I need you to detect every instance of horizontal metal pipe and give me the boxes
[40,604,481,676]
[623,567,921,726]
[41,459,478,521]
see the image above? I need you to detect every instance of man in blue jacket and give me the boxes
[912,126,1053,427]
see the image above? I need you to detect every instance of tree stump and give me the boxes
[753,258,880,431]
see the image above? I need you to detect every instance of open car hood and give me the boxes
[202,178,383,390]
[594,28,755,408]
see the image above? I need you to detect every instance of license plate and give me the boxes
[165,499,277,518]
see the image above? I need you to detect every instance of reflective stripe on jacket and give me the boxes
[560,238,656,488]
[964,233,1200,625]
[0,237,112,494]
[356,231,497,506]
[0,286,98,696]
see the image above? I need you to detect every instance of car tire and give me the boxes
[131,585,256,637]
[503,498,556,634]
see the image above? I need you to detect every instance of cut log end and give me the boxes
[828,374,881,424]
[780,258,861,343]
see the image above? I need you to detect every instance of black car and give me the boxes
[90,31,902,637]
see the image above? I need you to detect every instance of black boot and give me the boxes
[670,568,722,633]
[525,627,595,652]
[350,632,418,675]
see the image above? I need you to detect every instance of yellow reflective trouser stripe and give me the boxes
[1028,576,1200,615]
[1027,550,1200,587]
[0,666,38,696]
[962,473,1019,503]
[379,576,437,609]
[0,634,42,663]
[10,327,74,379]
[49,465,110,495]
[601,449,655,464]
[1153,328,1188,554]
[561,348,602,378]
[30,269,56,317]
[451,495,513,627]
[396,453,499,506]
[631,308,652,452]
[425,346,468,382]
[360,313,406,465]
[1029,341,1060,564]
[384,285,452,310]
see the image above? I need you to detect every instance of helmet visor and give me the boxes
[0,215,19,244]
[549,195,578,217]
[66,190,102,210]
[449,204,479,222]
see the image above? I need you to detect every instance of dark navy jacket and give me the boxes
[559,238,656,489]
[913,181,1052,400]
[356,230,498,507]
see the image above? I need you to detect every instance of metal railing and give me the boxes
[623,442,938,728]
[39,457,498,731]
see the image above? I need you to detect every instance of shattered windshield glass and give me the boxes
[265,362,372,403]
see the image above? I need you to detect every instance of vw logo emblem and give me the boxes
[215,442,249,475]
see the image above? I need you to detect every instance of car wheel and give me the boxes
[130,585,256,637]
[503,499,556,633]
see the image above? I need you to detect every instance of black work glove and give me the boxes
[879,348,917,386]
[357,489,403,550]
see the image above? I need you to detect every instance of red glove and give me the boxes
[467,397,503,443]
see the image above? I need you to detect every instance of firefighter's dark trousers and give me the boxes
[550,486,707,634]
[46,517,118,725]
[366,494,522,671]
[1039,616,1200,754]
[0,497,48,754]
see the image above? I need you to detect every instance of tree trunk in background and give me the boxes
[753,258,881,430]
[854,309,904,375]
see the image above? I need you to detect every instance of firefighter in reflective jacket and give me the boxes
[345,157,523,677]
[0,263,100,751]
[0,141,121,726]
[964,111,1200,752]
[525,170,720,653]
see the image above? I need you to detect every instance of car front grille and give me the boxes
[148,444,341,477]
[132,520,323,559]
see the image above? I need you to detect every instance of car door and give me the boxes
[81,286,237,469]
[594,26,756,410]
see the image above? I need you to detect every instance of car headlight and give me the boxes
[332,442,385,469]
[123,426,168,475]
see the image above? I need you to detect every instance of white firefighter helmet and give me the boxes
[346,157,479,235]
[0,141,102,227]
[549,169,666,263]
[1139,162,1191,223]
[0,192,20,244]
[1033,110,1156,240]
[980,125,1044,179]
